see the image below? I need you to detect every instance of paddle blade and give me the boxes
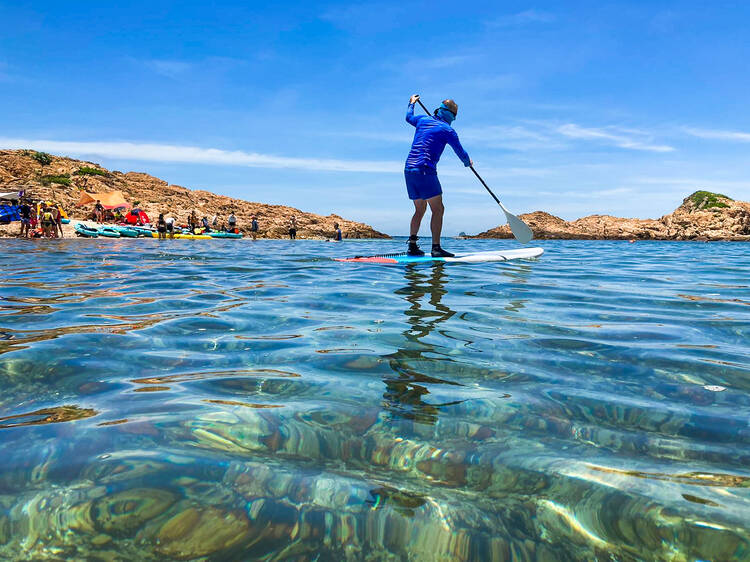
[504,209,533,244]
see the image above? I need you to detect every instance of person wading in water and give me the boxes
[404,94,472,257]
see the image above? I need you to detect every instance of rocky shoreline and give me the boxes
[473,191,750,241]
[4,149,748,242]
[0,149,388,239]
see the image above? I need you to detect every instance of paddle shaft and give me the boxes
[414,97,502,206]
[415,98,432,116]
[469,166,501,206]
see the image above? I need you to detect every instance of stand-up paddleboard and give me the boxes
[335,247,543,264]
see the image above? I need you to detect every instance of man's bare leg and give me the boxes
[408,199,427,255]
[427,194,444,246]
[410,199,427,236]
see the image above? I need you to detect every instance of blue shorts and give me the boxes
[404,168,442,200]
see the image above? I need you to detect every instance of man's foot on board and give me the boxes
[431,245,454,258]
[407,235,425,256]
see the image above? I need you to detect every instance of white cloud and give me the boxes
[333,130,407,144]
[144,59,193,78]
[0,138,402,173]
[420,55,476,69]
[632,176,750,190]
[337,119,674,154]
[320,3,409,33]
[0,137,556,178]
[461,124,564,151]
[683,127,750,142]
[536,187,634,198]
[339,124,563,151]
[557,123,674,152]
[490,10,555,27]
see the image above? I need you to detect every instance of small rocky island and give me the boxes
[474,191,750,241]
[0,149,388,239]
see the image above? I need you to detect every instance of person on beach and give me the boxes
[404,94,472,257]
[189,211,198,233]
[201,216,211,232]
[250,216,259,240]
[157,213,167,239]
[40,204,55,237]
[29,201,39,232]
[19,199,31,238]
[55,205,64,238]
[227,212,237,233]
[94,200,104,223]
[289,216,297,239]
[333,222,342,241]
[165,215,175,238]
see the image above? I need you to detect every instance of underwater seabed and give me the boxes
[0,239,749,560]
[1,396,748,561]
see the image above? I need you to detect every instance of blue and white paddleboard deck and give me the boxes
[336,247,544,264]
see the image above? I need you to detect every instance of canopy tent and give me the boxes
[0,205,20,223]
[0,191,20,201]
[76,190,131,210]
[125,208,150,225]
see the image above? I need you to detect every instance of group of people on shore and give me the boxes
[91,201,125,224]
[152,210,255,239]
[8,198,345,241]
[16,199,65,238]
[184,210,244,234]
[153,212,343,240]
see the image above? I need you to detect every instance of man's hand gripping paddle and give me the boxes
[415,96,533,244]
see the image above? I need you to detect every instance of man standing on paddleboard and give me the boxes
[404,94,472,257]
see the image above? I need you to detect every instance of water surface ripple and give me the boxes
[1,239,749,560]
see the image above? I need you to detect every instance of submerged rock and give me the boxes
[155,506,252,559]
[92,488,177,535]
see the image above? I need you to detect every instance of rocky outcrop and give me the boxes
[474,192,750,241]
[0,149,388,239]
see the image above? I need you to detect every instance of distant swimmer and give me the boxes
[404,94,471,257]
[334,222,342,241]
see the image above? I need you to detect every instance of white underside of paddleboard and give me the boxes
[443,248,544,263]
[336,247,544,264]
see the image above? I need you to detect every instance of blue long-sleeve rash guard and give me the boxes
[405,102,471,171]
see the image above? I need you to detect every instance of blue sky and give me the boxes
[2,1,750,235]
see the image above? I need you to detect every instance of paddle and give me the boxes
[415,97,533,244]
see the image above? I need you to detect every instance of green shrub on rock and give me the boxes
[41,174,71,186]
[74,166,108,177]
[31,151,52,166]
[688,190,732,209]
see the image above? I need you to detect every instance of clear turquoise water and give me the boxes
[1,238,749,560]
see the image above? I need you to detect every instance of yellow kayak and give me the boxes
[150,232,213,240]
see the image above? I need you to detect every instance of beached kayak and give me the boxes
[97,227,121,238]
[112,226,139,238]
[74,223,98,238]
[149,232,213,240]
[336,247,544,264]
[126,226,156,237]
[209,232,243,239]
